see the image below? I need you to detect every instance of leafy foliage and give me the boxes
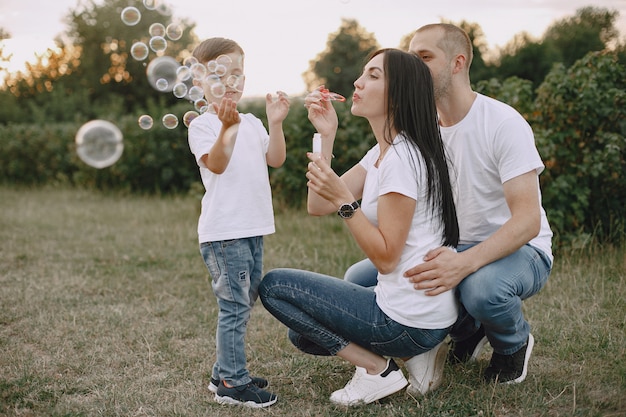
[0,3,624,246]
[532,51,626,245]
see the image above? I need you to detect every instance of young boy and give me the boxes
[187,37,290,408]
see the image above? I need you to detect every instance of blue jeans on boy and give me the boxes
[343,243,552,355]
[200,236,264,387]
[258,268,450,358]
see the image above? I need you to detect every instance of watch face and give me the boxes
[338,203,355,218]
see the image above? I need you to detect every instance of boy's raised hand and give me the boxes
[214,97,240,129]
[265,91,291,123]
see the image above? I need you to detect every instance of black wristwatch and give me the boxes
[337,201,360,219]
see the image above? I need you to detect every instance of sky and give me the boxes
[1,0,625,97]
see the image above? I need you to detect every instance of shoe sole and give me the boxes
[214,393,277,408]
[505,333,534,385]
[208,378,268,394]
[469,335,489,362]
[330,373,408,406]
[407,341,449,396]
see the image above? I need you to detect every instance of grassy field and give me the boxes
[1,187,624,417]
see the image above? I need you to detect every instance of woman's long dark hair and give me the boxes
[372,48,459,247]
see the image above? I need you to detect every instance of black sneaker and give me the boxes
[208,376,268,394]
[484,334,534,384]
[448,325,488,364]
[215,380,277,408]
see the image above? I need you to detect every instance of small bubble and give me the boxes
[194,98,208,113]
[143,0,158,10]
[214,64,227,77]
[176,66,191,82]
[149,36,167,53]
[149,23,166,37]
[138,115,154,130]
[121,7,141,26]
[226,74,244,91]
[183,110,200,127]
[172,82,188,99]
[183,56,198,67]
[162,114,179,129]
[156,78,168,91]
[188,85,204,102]
[130,42,149,61]
[190,62,207,80]
[166,23,183,41]
[215,54,232,68]
[210,82,226,98]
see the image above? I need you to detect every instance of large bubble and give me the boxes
[75,120,124,169]
[146,56,180,92]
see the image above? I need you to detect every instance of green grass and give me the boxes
[0,186,624,417]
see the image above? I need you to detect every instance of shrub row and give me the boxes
[1,52,624,247]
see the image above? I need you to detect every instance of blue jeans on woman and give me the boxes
[258,268,450,358]
[343,243,552,355]
[200,236,264,387]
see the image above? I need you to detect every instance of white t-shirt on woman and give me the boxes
[359,136,458,329]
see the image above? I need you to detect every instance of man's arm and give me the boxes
[405,170,541,295]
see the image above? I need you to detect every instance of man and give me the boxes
[344,23,553,391]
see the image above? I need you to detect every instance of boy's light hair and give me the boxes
[192,37,245,63]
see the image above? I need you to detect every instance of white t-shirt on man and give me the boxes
[440,93,553,262]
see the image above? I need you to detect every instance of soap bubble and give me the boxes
[183,56,198,67]
[75,120,124,169]
[226,74,244,91]
[166,23,184,41]
[188,85,204,102]
[143,0,158,10]
[146,56,180,92]
[176,65,191,81]
[194,98,208,113]
[205,60,218,73]
[172,82,188,98]
[121,7,141,26]
[190,62,207,80]
[183,110,199,127]
[149,35,167,53]
[162,114,179,129]
[130,42,149,61]
[156,78,168,91]
[214,64,227,77]
[138,115,154,130]
[216,54,232,68]
[149,23,166,37]
[210,82,226,98]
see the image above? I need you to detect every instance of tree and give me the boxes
[495,32,560,88]
[543,6,620,68]
[303,18,379,99]
[61,0,198,115]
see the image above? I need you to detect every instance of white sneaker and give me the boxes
[330,359,408,406]
[405,341,449,396]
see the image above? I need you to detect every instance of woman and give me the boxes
[259,48,459,406]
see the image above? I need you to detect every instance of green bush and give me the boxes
[1,52,624,246]
[532,51,626,246]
